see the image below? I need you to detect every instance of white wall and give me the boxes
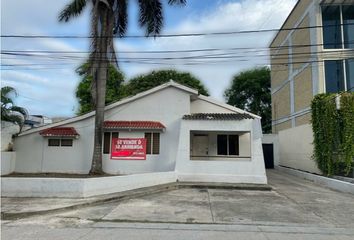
[278,124,321,174]
[1,152,15,175]
[1,121,19,151]
[262,134,279,166]
[1,171,176,198]
[14,86,191,174]
[14,117,94,173]
[175,118,267,184]
[190,99,234,113]
[102,87,191,174]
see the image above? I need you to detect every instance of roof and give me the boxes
[18,81,198,137]
[104,121,165,130]
[39,127,79,137]
[183,113,254,121]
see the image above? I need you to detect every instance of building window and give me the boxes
[60,139,73,147]
[346,59,354,91]
[343,5,354,49]
[325,59,354,93]
[103,132,119,154]
[48,139,73,147]
[48,139,60,146]
[217,134,239,156]
[322,5,354,49]
[145,132,160,155]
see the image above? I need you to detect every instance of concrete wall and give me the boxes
[14,116,94,174]
[1,121,20,151]
[102,87,191,174]
[175,118,267,184]
[1,152,16,175]
[278,124,321,174]
[1,171,177,198]
[190,99,234,113]
[14,87,191,174]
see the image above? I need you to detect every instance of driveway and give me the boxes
[2,169,354,239]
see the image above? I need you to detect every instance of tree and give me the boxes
[224,67,271,133]
[125,69,209,96]
[59,0,187,174]
[76,63,125,115]
[1,86,28,131]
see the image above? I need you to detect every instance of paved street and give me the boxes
[2,170,354,239]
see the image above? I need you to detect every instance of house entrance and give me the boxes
[262,144,274,169]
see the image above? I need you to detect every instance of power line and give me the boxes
[1,23,353,39]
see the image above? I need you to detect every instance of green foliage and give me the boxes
[1,86,28,129]
[224,67,271,133]
[124,69,209,96]
[311,93,354,176]
[75,63,125,115]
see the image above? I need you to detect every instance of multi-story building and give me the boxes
[270,0,354,173]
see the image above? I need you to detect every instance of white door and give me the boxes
[192,135,209,156]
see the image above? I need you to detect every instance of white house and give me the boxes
[12,81,267,184]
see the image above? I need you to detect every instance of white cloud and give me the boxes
[118,0,297,98]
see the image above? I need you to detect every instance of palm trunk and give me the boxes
[90,6,109,175]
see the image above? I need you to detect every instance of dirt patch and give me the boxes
[2,172,121,178]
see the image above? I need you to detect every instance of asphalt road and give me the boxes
[2,170,354,239]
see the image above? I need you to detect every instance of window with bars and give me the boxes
[103,132,119,154]
[48,139,73,147]
[145,132,160,155]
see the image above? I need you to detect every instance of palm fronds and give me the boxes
[59,0,88,22]
[138,0,164,37]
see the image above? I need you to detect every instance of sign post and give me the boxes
[111,138,146,160]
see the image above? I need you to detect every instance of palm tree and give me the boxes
[1,86,28,131]
[59,0,186,174]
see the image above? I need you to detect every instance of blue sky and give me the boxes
[1,0,297,117]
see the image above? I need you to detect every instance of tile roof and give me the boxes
[39,127,79,137]
[182,113,254,121]
[104,121,166,130]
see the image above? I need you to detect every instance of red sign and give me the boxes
[111,138,146,160]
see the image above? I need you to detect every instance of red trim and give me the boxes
[39,127,79,137]
[104,121,165,130]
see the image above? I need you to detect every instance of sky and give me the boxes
[1,0,297,117]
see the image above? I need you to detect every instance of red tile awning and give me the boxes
[39,127,79,137]
[104,121,165,130]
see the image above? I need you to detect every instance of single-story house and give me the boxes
[13,81,267,184]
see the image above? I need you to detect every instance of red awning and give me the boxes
[39,127,79,137]
[104,121,165,130]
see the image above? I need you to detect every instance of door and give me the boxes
[192,134,209,156]
[262,144,274,169]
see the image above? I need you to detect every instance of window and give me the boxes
[346,59,354,91]
[48,139,60,146]
[103,132,119,154]
[343,5,354,49]
[322,5,354,49]
[61,139,73,147]
[325,59,354,93]
[145,132,160,155]
[325,60,345,93]
[48,139,73,147]
[217,134,239,156]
